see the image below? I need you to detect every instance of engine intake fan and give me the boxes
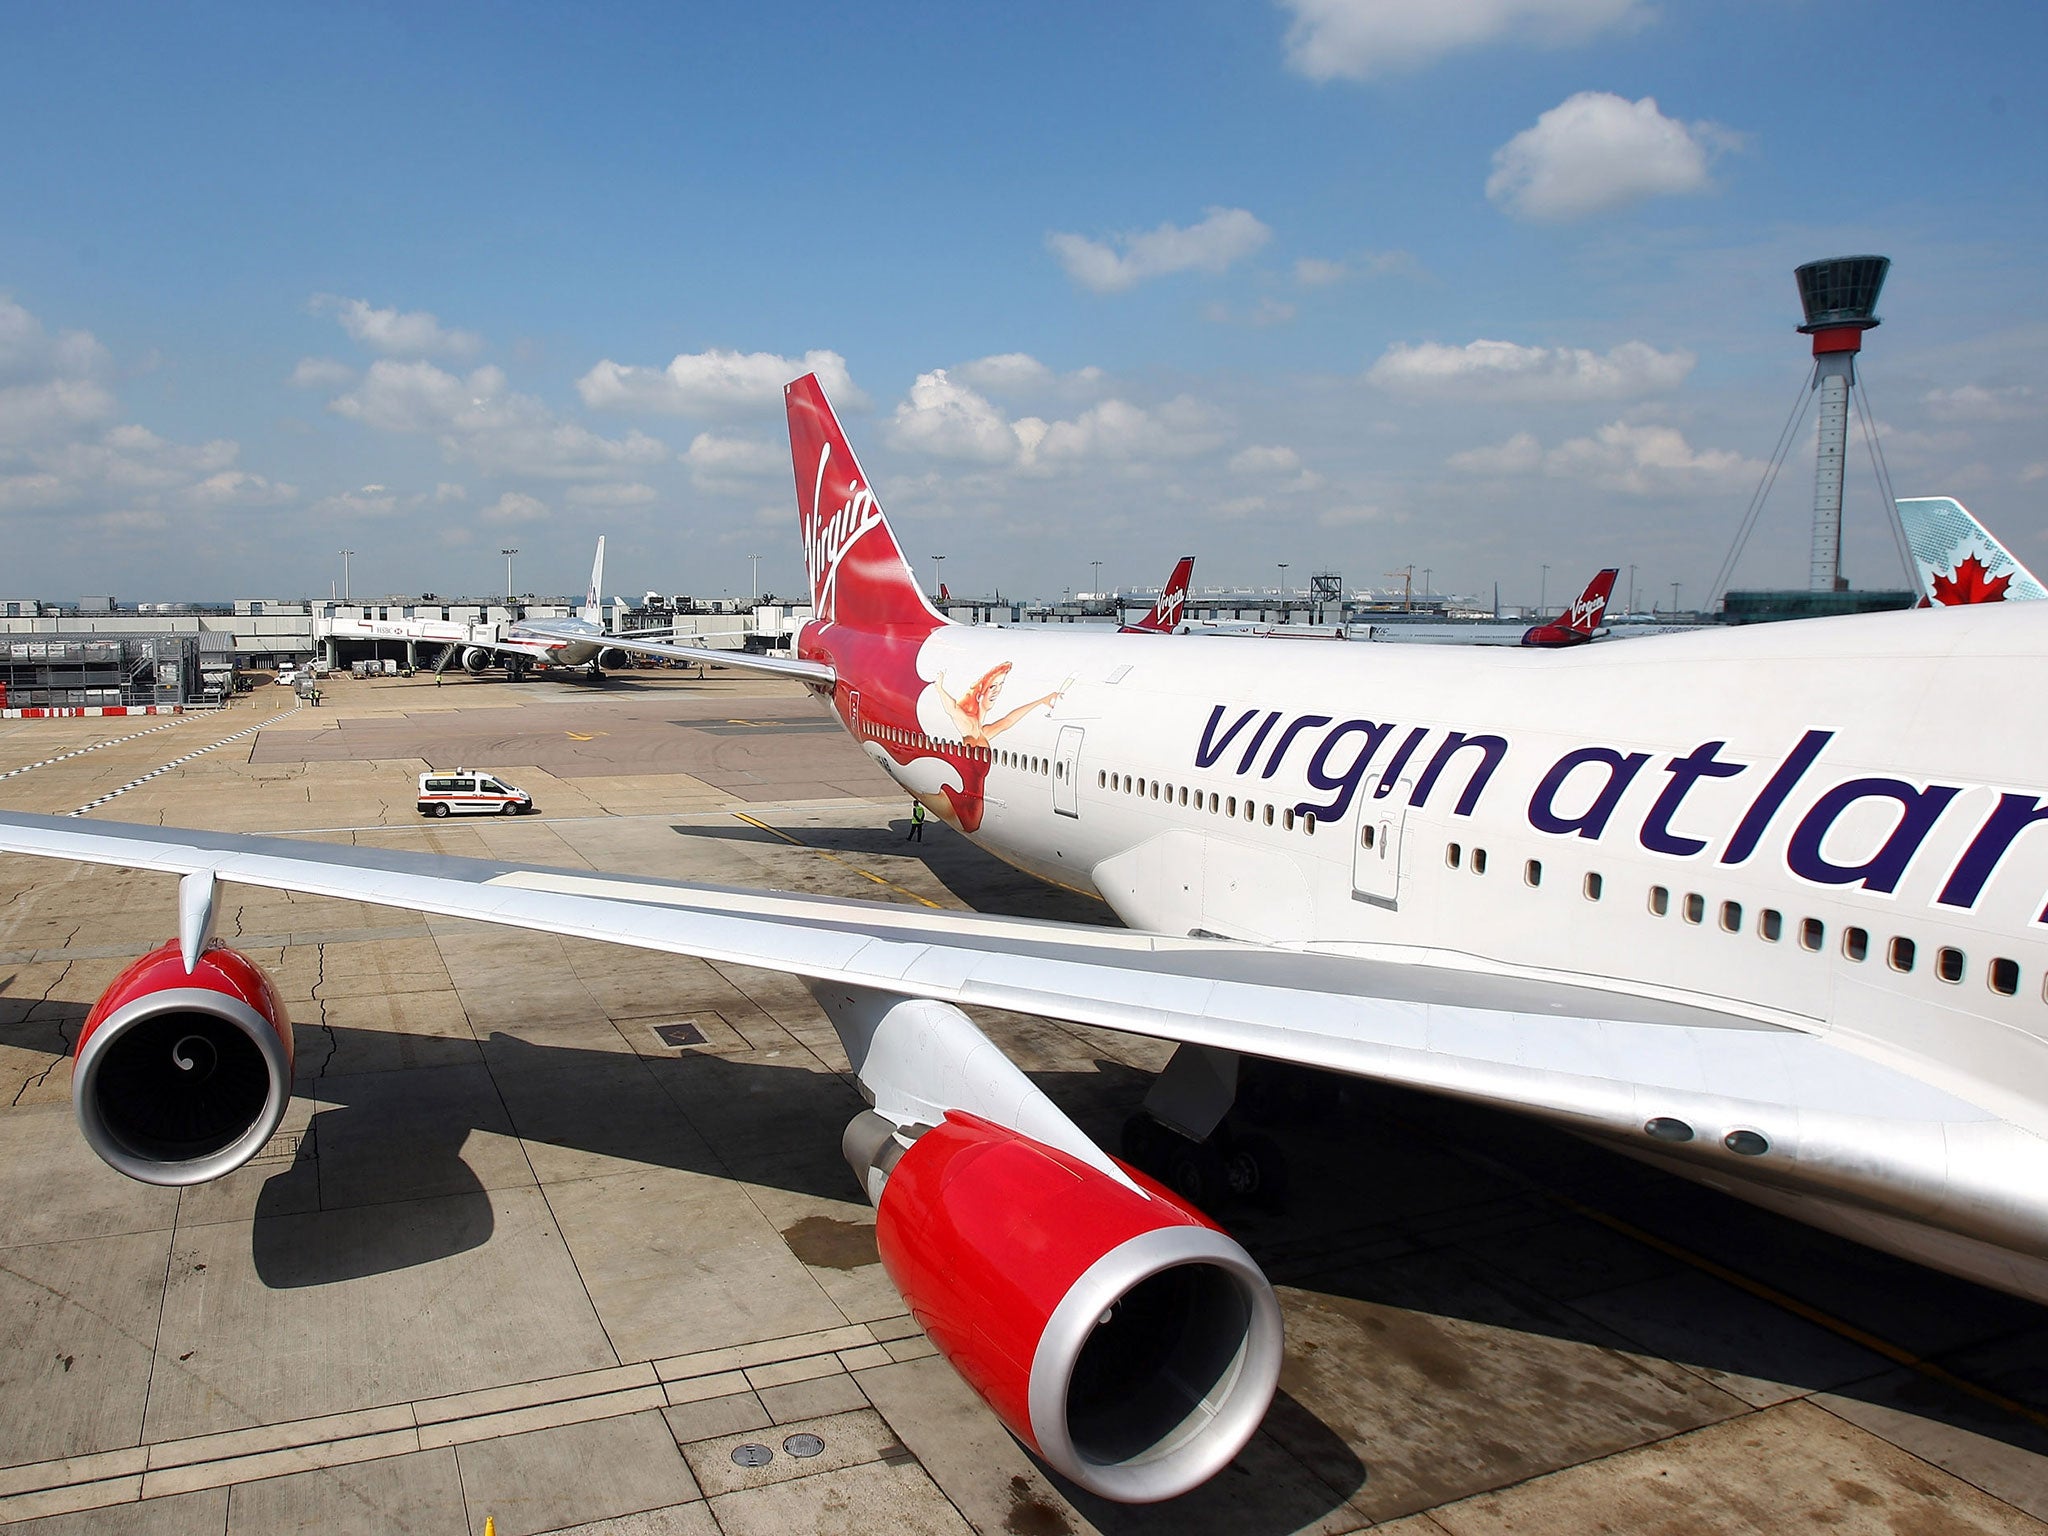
[74,938,294,1185]
[857,1109,1282,1503]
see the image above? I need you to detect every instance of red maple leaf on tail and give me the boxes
[1931,554,2012,606]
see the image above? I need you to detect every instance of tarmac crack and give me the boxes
[10,960,77,1107]
[305,943,339,1081]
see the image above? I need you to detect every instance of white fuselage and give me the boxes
[833,601,2048,1296]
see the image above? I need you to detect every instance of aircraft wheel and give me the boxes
[1223,1133,1289,1209]
[1165,1142,1227,1209]
[432,803,451,818]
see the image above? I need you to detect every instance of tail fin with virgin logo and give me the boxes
[1122,556,1195,633]
[786,376,947,634]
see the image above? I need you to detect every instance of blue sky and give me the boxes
[4,0,2045,609]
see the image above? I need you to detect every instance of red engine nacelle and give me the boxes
[875,1111,1282,1503]
[75,938,294,1186]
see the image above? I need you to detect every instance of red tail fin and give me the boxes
[786,375,944,633]
[1564,568,1618,634]
[1128,556,1195,632]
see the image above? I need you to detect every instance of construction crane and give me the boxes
[1385,566,1414,613]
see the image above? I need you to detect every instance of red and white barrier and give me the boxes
[1,705,184,719]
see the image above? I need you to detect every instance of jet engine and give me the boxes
[596,646,630,672]
[461,646,494,674]
[848,1108,1282,1503]
[73,938,293,1186]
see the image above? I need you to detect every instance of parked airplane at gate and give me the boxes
[1521,567,1618,647]
[7,377,2048,1503]
[1897,496,2048,606]
[342,538,664,680]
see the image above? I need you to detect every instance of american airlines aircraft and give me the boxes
[4,376,2048,1503]
[341,537,663,680]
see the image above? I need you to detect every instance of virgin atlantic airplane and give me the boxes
[4,376,2048,1503]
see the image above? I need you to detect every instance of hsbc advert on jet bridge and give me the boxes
[1193,706,2048,921]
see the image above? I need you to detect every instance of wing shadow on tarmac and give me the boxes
[670,817,1121,927]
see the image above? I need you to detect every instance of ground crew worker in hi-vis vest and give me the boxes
[906,800,926,841]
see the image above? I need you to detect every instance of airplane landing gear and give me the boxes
[1120,1112,1289,1212]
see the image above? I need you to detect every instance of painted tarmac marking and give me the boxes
[729,811,945,909]
[0,716,194,785]
[66,706,301,818]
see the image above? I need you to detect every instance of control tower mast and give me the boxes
[1794,256,1889,593]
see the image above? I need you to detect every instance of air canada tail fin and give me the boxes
[1125,556,1195,633]
[581,537,606,624]
[786,375,946,633]
[1897,497,2048,606]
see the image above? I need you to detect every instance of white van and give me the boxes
[417,769,534,817]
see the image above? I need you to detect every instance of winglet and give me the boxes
[786,376,945,633]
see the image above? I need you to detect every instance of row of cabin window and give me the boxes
[1096,770,1319,834]
[870,723,1052,775]
[1457,840,2025,1001]
[1644,881,2017,996]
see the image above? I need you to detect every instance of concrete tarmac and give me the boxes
[1,671,2045,1534]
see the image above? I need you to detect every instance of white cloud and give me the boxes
[1280,0,1646,81]
[576,348,864,416]
[952,353,1054,394]
[1046,208,1271,294]
[1368,338,1694,401]
[2023,463,2048,484]
[565,481,659,508]
[311,295,482,358]
[1924,383,2041,423]
[1451,420,1759,493]
[0,297,293,531]
[1447,432,1545,474]
[1294,258,1350,288]
[1230,445,1304,476]
[887,371,1225,471]
[888,370,1030,463]
[1487,93,1734,221]
[482,491,548,525]
[328,359,669,479]
[685,432,784,479]
[289,356,355,389]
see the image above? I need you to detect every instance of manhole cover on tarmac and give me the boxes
[783,1433,826,1458]
[731,1443,773,1468]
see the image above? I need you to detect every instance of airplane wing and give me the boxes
[0,809,2001,1227]
[597,631,836,685]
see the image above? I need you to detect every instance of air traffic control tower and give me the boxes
[1796,255,1888,592]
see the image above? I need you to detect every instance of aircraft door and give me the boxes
[1350,777,1409,909]
[1053,725,1083,818]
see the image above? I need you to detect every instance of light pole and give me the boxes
[750,553,761,602]
[1090,560,1102,600]
[500,548,519,608]
[1628,564,1637,616]
[1671,581,1681,617]
[339,549,354,603]
[1540,564,1550,618]
[931,554,945,604]
[1277,562,1288,621]
[1422,567,1432,597]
